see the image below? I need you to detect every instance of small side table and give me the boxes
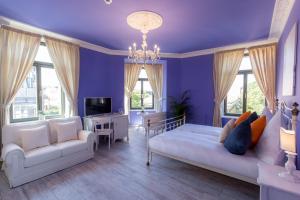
[257,162,300,200]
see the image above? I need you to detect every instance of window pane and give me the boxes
[41,67,62,116]
[139,68,148,79]
[247,74,265,114]
[131,81,142,108]
[35,45,52,63]
[226,74,244,114]
[143,81,153,108]
[240,56,252,70]
[12,67,38,120]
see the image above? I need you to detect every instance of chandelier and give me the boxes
[127,11,163,64]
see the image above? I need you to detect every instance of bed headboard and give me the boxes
[280,101,299,131]
[279,101,299,168]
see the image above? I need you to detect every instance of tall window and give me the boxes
[224,56,265,116]
[130,68,154,110]
[10,44,65,123]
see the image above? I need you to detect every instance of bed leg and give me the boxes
[147,151,152,166]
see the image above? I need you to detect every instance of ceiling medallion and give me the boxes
[104,0,112,5]
[127,11,163,64]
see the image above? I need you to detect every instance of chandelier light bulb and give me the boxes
[127,11,162,64]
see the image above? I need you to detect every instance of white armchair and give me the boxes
[1,116,94,188]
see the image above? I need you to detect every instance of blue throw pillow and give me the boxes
[247,112,258,123]
[224,120,251,155]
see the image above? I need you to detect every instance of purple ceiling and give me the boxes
[0,0,275,53]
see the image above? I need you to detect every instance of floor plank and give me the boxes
[0,127,259,200]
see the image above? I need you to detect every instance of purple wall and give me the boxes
[276,1,300,168]
[78,48,125,117]
[78,49,183,125]
[179,55,215,125]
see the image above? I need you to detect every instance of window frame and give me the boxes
[224,69,252,117]
[130,77,154,110]
[10,44,65,123]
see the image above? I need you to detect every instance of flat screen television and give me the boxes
[84,97,112,116]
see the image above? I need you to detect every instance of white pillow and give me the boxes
[219,119,235,143]
[20,125,50,152]
[261,107,273,122]
[56,122,78,143]
[255,111,285,165]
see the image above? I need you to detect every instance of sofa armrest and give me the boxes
[2,143,25,179]
[78,130,95,153]
[78,130,94,141]
[2,143,25,163]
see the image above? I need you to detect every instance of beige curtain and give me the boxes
[249,44,276,113]
[0,26,41,144]
[213,49,244,127]
[144,64,163,112]
[124,63,142,115]
[45,37,80,117]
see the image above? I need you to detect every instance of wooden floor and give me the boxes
[0,127,259,200]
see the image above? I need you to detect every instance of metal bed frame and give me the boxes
[145,101,299,184]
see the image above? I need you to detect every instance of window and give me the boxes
[224,56,265,116]
[10,44,65,123]
[130,68,154,110]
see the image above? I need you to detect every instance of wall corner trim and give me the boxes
[269,0,295,39]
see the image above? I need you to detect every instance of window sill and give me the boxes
[11,115,65,123]
[130,109,155,112]
[222,115,239,119]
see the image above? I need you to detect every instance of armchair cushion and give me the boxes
[20,125,50,151]
[55,140,88,156]
[56,122,78,143]
[24,146,61,167]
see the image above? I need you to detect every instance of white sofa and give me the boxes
[1,116,94,188]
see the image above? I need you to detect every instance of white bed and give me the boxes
[149,124,259,184]
[146,103,299,185]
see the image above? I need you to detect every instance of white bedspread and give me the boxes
[149,124,259,179]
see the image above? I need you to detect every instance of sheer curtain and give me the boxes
[249,44,276,113]
[144,64,163,112]
[45,37,80,116]
[0,26,41,146]
[124,63,142,115]
[213,49,244,127]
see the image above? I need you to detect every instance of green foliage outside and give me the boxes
[246,81,265,114]
[227,81,264,114]
[131,92,153,109]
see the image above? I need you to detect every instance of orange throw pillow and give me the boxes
[234,111,251,127]
[250,115,267,148]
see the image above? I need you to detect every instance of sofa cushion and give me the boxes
[250,115,267,148]
[234,111,251,127]
[224,120,252,155]
[24,145,61,167]
[48,117,82,144]
[247,112,258,123]
[55,140,88,156]
[20,125,50,152]
[56,122,78,143]
[219,119,235,143]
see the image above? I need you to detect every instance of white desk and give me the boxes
[258,162,300,200]
[83,113,129,142]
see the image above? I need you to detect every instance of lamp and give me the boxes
[279,127,299,182]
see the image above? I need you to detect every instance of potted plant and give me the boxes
[169,90,191,118]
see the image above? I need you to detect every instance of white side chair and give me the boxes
[93,117,113,150]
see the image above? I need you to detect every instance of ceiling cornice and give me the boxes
[269,0,295,39]
[0,0,294,60]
